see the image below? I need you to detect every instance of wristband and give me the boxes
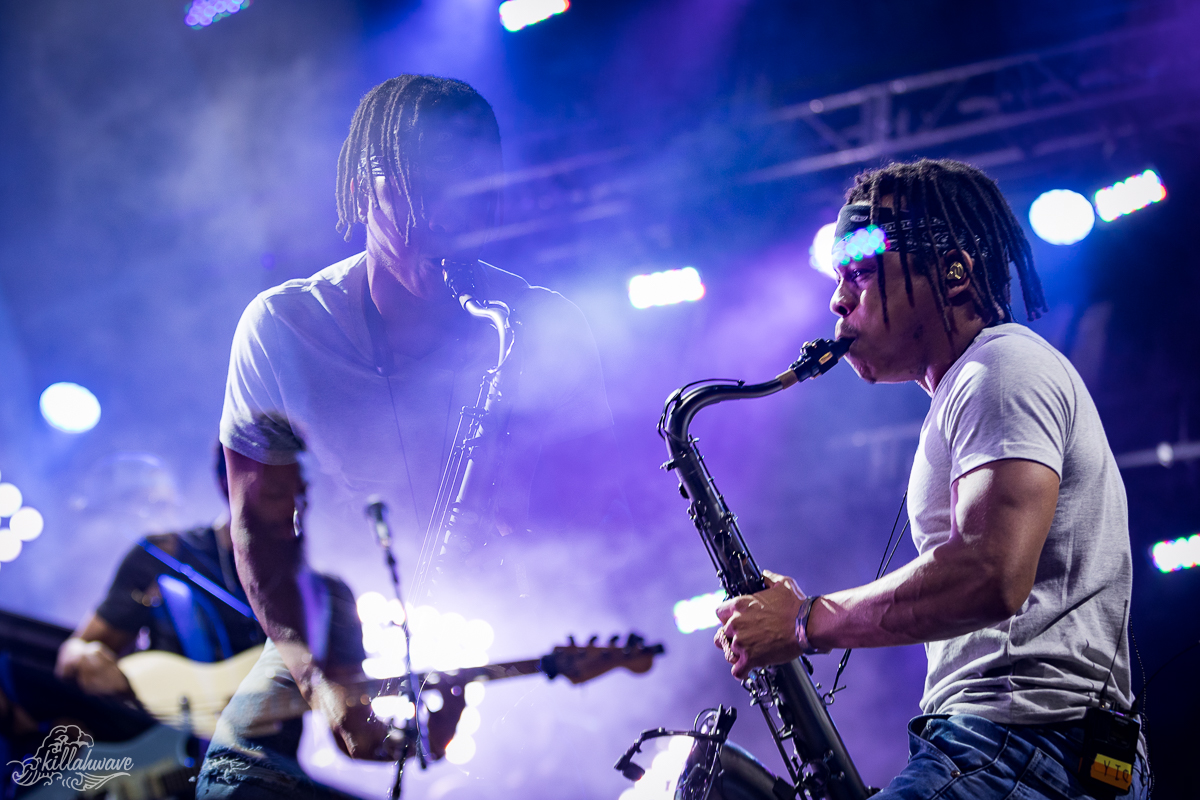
[795,594,830,656]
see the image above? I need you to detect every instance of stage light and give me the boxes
[0,529,21,563]
[619,735,693,798]
[1151,534,1200,573]
[370,695,416,724]
[464,681,485,706]
[185,0,250,29]
[672,589,726,634]
[357,595,492,674]
[444,734,477,765]
[0,484,22,518]
[1028,190,1095,245]
[499,0,568,32]
[1094,170,1166,222]
[9,507,43,541]
[629,267,705,309]
[40,382,101,433]
[456,706,481,736]
[810,222,838,279]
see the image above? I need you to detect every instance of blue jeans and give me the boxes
[875,714,1149,799]
[196,718,361,800]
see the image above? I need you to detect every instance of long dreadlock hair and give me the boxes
[846,158,1047,329]
[335,75,502,243]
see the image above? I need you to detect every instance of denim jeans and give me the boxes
[196,718,360,800]
[875,714,1149,799]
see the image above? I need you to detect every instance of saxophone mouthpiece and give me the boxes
[441,258,478,307]
[778,337,854,388]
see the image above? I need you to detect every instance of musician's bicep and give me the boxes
[225,447,302,541]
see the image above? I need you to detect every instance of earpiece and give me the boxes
[946,261,965,281]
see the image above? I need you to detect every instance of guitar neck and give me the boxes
[378,658,544,695]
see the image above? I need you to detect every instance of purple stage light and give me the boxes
[185,0,251,29]
[628,267,705,309]
[1151,534,1200,573]
[499,0,569,32]
[1094,170,1166,222]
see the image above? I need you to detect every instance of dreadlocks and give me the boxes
[335,75,501,243]
[846,159,1047,330]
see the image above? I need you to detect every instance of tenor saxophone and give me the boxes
[659,337,869,800]
[411,259,517,602]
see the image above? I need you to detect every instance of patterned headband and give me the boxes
[832,203,992,266]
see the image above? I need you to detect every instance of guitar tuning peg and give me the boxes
[568,635,577,647]
[626,633,644,647]
[588,635,599,646]
[609,635,620,647]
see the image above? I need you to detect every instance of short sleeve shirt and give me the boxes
[907,323,1133,724]
[214,254,612,746]
[96,527,264,658]
[219,254,612,573]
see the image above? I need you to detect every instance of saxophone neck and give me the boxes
[662,337,853,444]
[442,258,514,370]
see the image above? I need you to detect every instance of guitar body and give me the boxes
[118,645,264,740]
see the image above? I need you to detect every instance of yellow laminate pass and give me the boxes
[1090,754,1133,790]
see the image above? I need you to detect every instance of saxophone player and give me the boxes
[197,76,616,798]
[716,159,1147,799]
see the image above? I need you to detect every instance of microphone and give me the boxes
[366,496,391,549]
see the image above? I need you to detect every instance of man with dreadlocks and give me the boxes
[714,159,1146,798]
[196,75,614,798]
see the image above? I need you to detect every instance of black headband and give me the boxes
[832,204,992,266]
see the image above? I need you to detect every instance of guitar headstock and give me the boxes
[542,633,666,685]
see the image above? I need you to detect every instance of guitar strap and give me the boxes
[138,539,257,621]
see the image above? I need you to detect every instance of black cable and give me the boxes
[824,492,908,706]
[1130,628,1153,797]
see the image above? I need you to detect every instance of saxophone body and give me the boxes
[411,259,517,602]
[659,337,870,800]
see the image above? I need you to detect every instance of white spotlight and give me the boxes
[1028,190,1095,245]
[10,508,43,541]
[0,484,22,517]
[672,589,727,634]
[809,222,838,279]
[444,734,477,765]
[499,0,568,32]
[628,267,705,309]
[0,529,22,563]
[40,382,102,433]
[1094,170,1167,222]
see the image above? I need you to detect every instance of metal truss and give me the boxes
[742,21,1200,183]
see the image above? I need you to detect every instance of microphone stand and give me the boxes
[366,497,427,800]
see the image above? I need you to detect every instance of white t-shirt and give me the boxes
[220,253,611,567]
[213,254,612,745]
[908,323,1133,724]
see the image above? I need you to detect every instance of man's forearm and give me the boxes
[806,537,1017,651]
[231,516,325,693]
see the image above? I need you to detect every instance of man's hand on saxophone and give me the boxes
[714,570,811,680]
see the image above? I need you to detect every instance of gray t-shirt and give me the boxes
[908,323,1133,724]
[214,253,612,746]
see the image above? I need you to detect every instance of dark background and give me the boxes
[0,0,1196,797]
